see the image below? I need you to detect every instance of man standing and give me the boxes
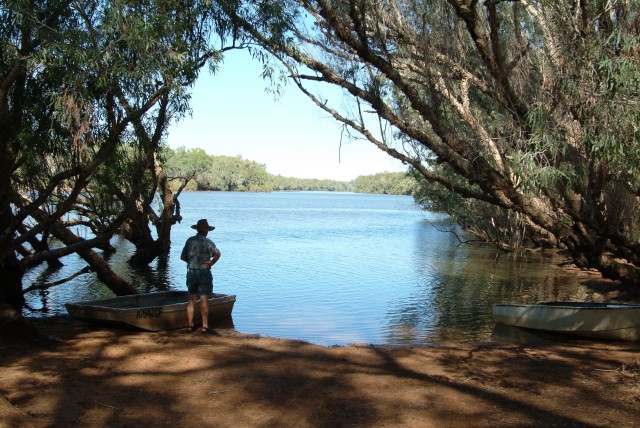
[180,219,221,333]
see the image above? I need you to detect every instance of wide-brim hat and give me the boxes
[191,219,215,231]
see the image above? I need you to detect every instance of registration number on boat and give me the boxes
[136,307,163,318]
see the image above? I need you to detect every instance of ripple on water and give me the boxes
[26,192,569,346]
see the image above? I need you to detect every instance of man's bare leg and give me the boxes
[200,294,209,330]
[187,294,197,329]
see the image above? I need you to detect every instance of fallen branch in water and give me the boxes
[23,266,93,293]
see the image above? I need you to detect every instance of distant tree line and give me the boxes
[353,172,416,195]
[163,146,414,194]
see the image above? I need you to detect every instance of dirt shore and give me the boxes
[1,267,640,427]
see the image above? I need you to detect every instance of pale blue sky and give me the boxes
[167,50,406,181]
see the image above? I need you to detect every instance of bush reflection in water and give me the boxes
[26,192,580,346]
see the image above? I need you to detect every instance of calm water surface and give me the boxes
[26,192,582,346]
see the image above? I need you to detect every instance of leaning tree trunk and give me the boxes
[80,248,138,294]
[17,225,64,269]
[50,224,138,295]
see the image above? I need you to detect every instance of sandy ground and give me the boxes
[1,267,640,427]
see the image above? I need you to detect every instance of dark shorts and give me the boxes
[186,269,213,295]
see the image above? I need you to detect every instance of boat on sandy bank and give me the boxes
[492,302,640,342]
[66,291,236,331]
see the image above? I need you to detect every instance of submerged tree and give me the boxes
[227,0,640,284]
[0,0,242,315]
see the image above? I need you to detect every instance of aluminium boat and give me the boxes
[66,291,236,331]
[492,301,640,341]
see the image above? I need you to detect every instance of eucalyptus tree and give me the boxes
[228,0,640,284]
[0,0,241,314]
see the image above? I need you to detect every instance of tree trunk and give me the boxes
[51,225,137,295]
[125,153,178,266]
[18,226,64,269]
[123,209,163,265]
[81,248,138,295]
[0,254,25,315]
[128,242,163,265]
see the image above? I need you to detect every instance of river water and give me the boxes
[25,191,582,346]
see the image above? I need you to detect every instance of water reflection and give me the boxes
[23,192,584,346]
[383,222,558,344]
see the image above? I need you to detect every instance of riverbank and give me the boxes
[2,267,640,427]
[1,316,639,427]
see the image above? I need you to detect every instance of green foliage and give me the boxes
[2,0,226,201]
[353,172,416,195]
[164,148,273,191]
[0,0,247,303]
[162,147,413,194]
[163,146,211,177]
[585,28,640,178]
[207,155,272,191]
[270,175,352,192]
[412,168,538,248]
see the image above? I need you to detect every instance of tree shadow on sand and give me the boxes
[1,318,638,427]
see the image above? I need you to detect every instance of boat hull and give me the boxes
[66,291,236,331]
[492,302,640,341]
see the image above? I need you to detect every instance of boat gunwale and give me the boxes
[65,291,236,312]
[492,302,640,310]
